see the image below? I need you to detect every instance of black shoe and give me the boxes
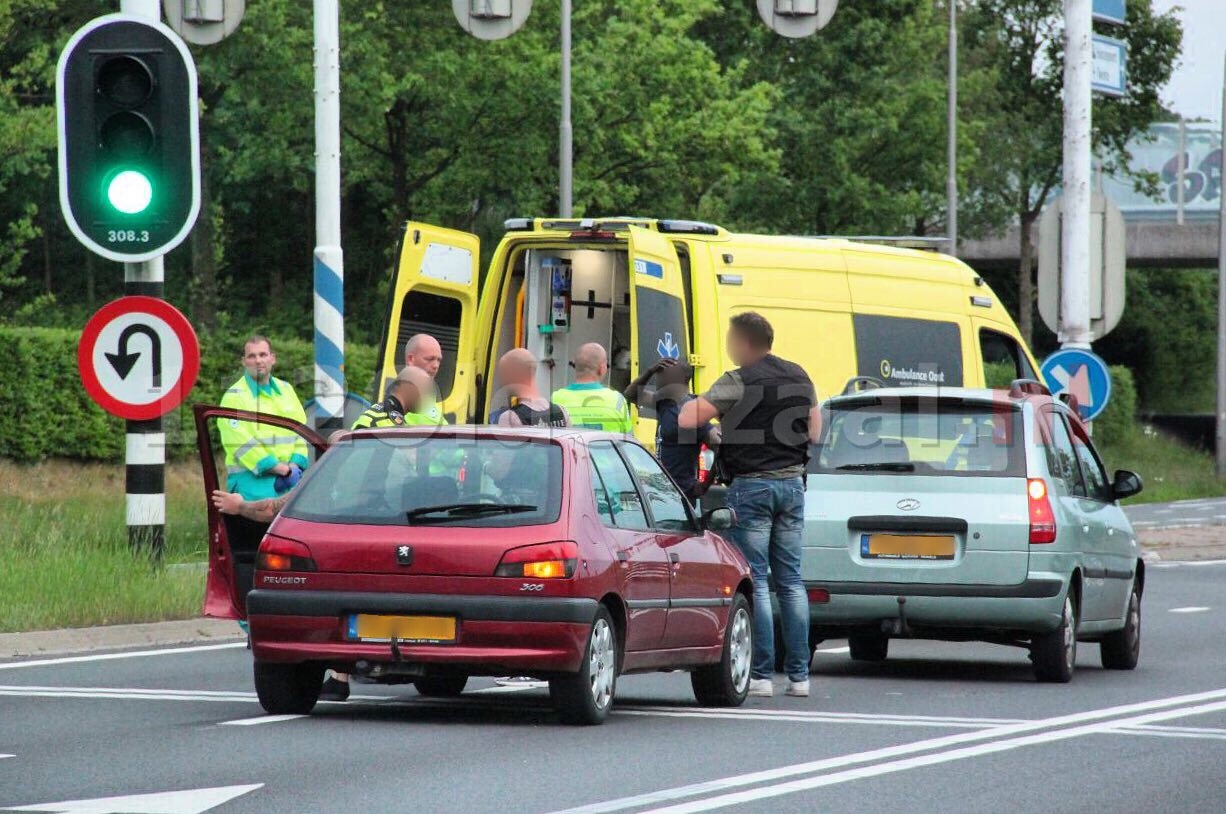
[319,677,350,702]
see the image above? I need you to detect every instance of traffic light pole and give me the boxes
[121,0,165,556]
[313,0,345,434]
[124,258,166,556]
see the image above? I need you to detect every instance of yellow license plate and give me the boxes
[862,533,956,560]
[347,614,456,643]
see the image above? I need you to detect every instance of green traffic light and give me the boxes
[106,170,153,215]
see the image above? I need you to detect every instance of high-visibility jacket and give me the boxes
[219,374,309,500]
[351,395,438,430]
[551,382,633,434]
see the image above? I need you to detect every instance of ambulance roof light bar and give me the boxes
[810,235,952,252]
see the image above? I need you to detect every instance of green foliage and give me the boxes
[1095,269,1216,413]
[1093,365,1138,448]
[0,326,377,462]
[1096,421,1220,505]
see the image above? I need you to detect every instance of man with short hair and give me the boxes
[491,349,569,427]
[552,343,633,433]
[219,336,309,501]
[680,312,820,699]
[403,333,446,423]
[353,366,437,429]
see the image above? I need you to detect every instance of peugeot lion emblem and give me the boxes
[896,498,921,512]
[396,545,413,566]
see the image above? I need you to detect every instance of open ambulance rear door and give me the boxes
[377,223,481,422]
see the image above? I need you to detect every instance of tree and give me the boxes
[962,0,1181,344]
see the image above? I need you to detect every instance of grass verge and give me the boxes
[1098,425,1223,505]
[0,460,208,633]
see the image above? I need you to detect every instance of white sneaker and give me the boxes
[786,679,810,698]
[748,678,774,697]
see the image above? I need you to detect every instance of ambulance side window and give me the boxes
[397,291,462,398]
[980,329,1035,388]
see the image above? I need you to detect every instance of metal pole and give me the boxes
[313,0,345,433]
[946,0,958,256]
[559,0,573,217]
[1215,54,1226,477]
[1060,0,1093,349]
[121,0,164,557]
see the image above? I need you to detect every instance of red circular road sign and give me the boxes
[78,296,200,420]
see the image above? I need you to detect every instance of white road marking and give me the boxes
[468,684,547,694]
[2,783,262,813]
[1153,559,1226,568]
[0,642,246,671]
[813,647,850,655]
[637,698,1226,813]
[1169,606,1212,613]
[617,710,1006,729]
[1110,727,1226,742]
[218,714,305,727]
[548,687,1226,814]
[0,755,12,760]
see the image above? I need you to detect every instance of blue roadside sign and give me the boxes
[1093,0,1126,25]
[1092,35,1128,98]
[1040,349,1113,422]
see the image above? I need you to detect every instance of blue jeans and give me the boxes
[726,476,810,681]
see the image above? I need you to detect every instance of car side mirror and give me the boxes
[703,506,735,532]
[1112,469,1143,501]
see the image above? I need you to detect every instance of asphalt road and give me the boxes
[2,561,1224,814]
[1124,497,1226,530]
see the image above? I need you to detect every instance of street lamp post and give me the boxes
[559,0,573,217]
[946,0,958,256]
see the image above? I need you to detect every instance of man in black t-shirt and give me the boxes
[680,312,820,699]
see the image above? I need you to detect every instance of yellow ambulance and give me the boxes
[375,218,1039,442]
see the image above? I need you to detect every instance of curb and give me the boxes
[0,618,244,660]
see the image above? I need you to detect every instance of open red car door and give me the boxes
[193,404,329,620]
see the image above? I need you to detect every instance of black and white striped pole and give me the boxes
[124,262,166,554]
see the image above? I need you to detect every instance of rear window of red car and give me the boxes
[282,436,564,527]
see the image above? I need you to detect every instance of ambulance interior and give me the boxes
[491,246,634,409]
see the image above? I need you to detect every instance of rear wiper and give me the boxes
[406,502,538,523]
[836,462,916,472]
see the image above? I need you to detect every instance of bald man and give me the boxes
[402,333,446,423]
[492,349,569,427]
[551,343,633,434]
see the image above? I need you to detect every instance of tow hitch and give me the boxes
[881,597,912,637]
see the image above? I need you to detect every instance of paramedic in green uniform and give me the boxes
[552,343,633,434]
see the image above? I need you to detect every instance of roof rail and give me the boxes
[1009,378,1050,397]
[842,376,886,396]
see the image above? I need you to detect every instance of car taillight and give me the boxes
[494,541,579,578]
[257,536,317,571]
[807,588,831,604]
[1028,478,1057,544]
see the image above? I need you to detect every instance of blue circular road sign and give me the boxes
[1040,348,1113,422]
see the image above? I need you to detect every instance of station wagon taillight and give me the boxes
[256,536,318,572]
[1028,479,1057,544]
[494,541,579,579]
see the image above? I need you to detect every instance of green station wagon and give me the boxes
[802,382,1144,682]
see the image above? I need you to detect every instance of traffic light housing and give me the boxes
[57,15,200,262]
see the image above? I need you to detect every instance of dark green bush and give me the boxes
[1092,365,1138,447]
[0,327,378,462]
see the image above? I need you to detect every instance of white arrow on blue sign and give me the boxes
[1040,349,1113,422]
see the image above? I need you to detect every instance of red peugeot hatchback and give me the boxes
[195,406,753,725]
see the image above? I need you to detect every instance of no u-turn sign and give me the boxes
[78,296,200,420]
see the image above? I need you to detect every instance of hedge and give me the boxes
[0,326,380,462]
[1093,365,1138,447]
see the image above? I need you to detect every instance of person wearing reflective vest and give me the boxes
[352,366,438,429]
[403,333,448,424]
[219,336,310,501]
[551,343,632,433]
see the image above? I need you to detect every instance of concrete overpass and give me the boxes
[959,218,1219,271]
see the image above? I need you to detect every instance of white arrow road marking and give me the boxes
[1169,606,1212,613]
[0,643,246,672]
[2,784,262,814]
